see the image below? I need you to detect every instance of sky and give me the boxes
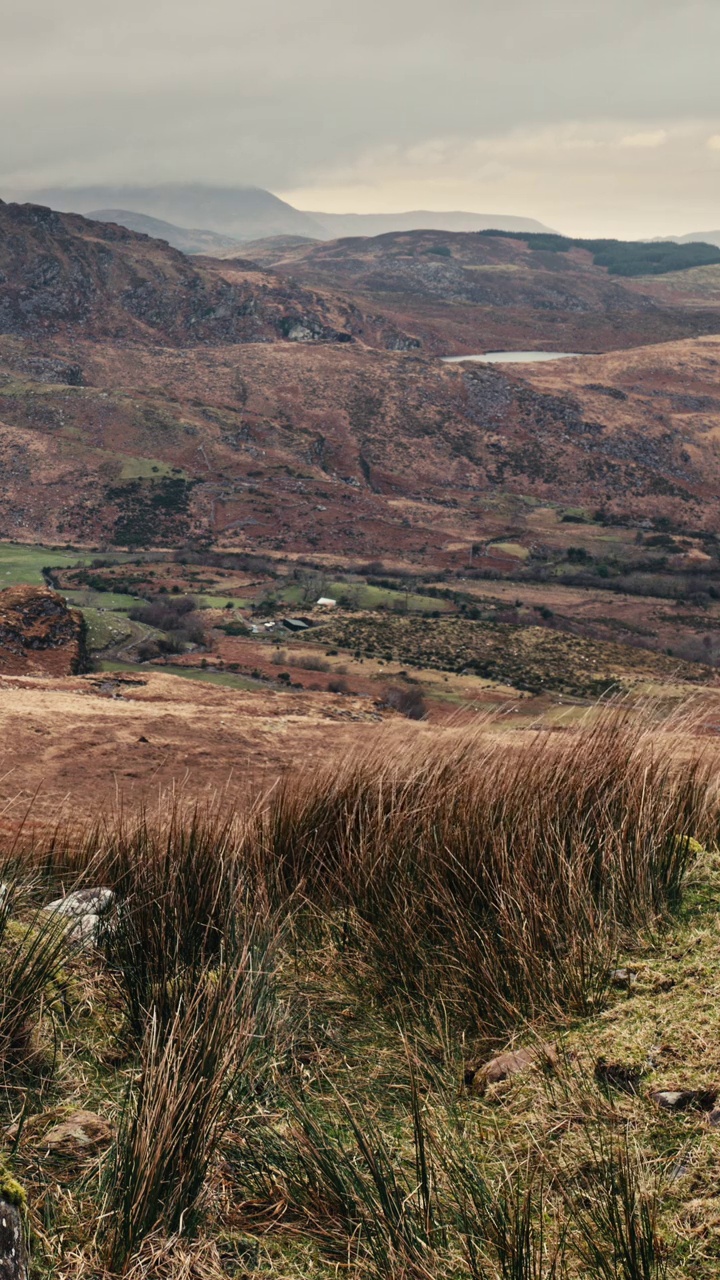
[3,0,720,238]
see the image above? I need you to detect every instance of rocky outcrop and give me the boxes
[0,585,89,676]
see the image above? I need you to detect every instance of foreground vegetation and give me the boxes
[1,704,719,1277]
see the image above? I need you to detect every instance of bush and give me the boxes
[383,685,428,720]
[128,596,197,630]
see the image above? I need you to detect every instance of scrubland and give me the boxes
[0,702,719,1278]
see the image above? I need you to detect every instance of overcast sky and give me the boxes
[3,0,720,237]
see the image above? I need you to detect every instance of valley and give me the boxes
[4,203,720,739]
[4,200,720,1280]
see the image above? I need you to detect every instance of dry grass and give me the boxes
[1,700,718,1277]
[248,705,711,1037]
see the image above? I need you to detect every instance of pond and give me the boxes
[442,351,582,364]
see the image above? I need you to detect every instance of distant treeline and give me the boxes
[478,230,720,276]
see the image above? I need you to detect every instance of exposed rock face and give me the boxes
[0,586,89,676]
[0,1200,27,1280]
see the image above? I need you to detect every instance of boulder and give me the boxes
[0,1166,27,1280]
[467,1043,558,1092]
[0,1202,27,1280]
[40,1111,113,1161]
[44,888,114,947]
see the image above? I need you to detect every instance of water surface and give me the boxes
[443,351,581,365]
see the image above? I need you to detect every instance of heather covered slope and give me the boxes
[4,333,720,554]
[4,204,720,569]
[0,201,411,348]
[220,227,720,354]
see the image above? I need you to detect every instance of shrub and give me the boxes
[383,685,428,721]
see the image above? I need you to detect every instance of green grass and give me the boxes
[62,589,141,612]
[0,542,90,587]
[279,580,452,614]
[81,608,134,650]
[98,659,265,690]
[195,595,251,610]
[118,457,187,481]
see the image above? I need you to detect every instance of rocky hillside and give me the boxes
[3,333,720,555]
[219,228,720,354]
[0,585,88,675]
[0,202,415,350]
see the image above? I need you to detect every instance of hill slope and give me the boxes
[87,209,243,255]
[225,228,720,354]
[0,201,415,348]
[306,209,555,237]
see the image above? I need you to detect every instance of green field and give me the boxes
[62,588,141,612]
[195,594,252,610]
[278,580,452,613]
[0,541,91,587]
[81,608,135,650]
[98,659,264,691]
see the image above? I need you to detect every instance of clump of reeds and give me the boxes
[104,935,277,1270]
[97,808,264,1035]
[246,706,711,1036]
[563,1125,668,1280]
[0,869,75,1070]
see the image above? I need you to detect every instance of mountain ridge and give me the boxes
[12,183,556,244]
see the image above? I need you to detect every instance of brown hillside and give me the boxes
[3,334,720,555]
[0,201,416,350]
[212,229,720,354]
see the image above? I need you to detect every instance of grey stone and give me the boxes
[44,888,114,947]
[0,1201,28,1280]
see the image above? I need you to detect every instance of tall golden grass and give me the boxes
[2,701,713,1274]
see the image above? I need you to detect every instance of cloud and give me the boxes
[282,121,720,238]
[2,0,720,235]
[620,130,668,148]
[707,135,720,150]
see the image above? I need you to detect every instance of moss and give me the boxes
[0,1162,26,1207]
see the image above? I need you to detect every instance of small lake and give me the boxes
[442,351,581,364]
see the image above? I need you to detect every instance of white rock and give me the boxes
[45,888,114,919]
[44,888,114,947]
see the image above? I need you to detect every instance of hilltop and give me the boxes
[0,200,414,348]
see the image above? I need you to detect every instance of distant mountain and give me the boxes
[658,230,720,250]
[23,185,327,242]
[306,210,556,237]
[20,185,555,244]
[87,209,243,255]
